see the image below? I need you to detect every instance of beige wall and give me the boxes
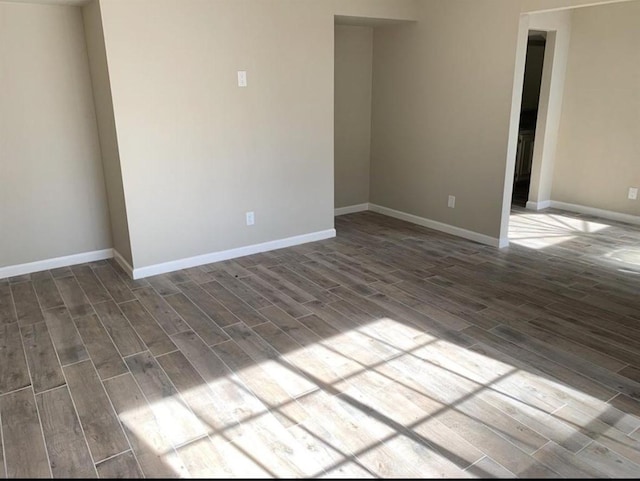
[552,0,640,216]
[6,0,630,275]
[334,25,373,209]
[99,0,336,268]
[332,0,418,21]
[524,10,572,210]
[370,0,523,241]
[0,2,111,269]
[82,0,133,264]
[96,0,417,270]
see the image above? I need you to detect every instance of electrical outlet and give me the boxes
[448,195,456,208]
[629,187,638,200]
[246,211,255,226]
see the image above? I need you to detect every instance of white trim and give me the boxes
[526,200,551,211]
[334,203,370,216]
[550,201,640,226]
[0,248,113,279]
[369,203,502,248]
[112,250,134,279]
[132,229,336,279]
[498,237,510,249]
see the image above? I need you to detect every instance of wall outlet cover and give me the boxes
[237,70,247,87]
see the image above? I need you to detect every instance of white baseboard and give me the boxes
[526,200,551,211]
[550,201,640,226]
[132,229,336,279]
[112,250,135,279]
[334,203,370,216]
[368,203,502,248]
[0,248,113,279]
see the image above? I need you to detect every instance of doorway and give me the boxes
[512,31,546,207]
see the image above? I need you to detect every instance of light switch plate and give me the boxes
[237,71,247,87]
[629,187,638,200]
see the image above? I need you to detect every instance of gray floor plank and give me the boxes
[462,325,617,402]
[241,274,311,318]
[64,360,129,462]
[0,285,16,325]
[212,338,310,427]
[50,266,73,279]
[0,322,30,394]
[248,264,315,304]
[156,350,235,433]
[42,306,89,366]
[93,300,146,357]
[300,259,377,297]
[465,456,515,478]
[0,421,4,478]
[118,300,177,356]
[74,314,128,379]
[170,330,269,427]
[125,351,208,446]
[95,451,143,478]
[533,441,607,478]
[610,393,640,419]
[180,266,215,285]
[200,280,269,327]
[10,282,43,325]
[491,324,640,402]
[256,305,326,350]
[147,274,181,296]
[92,264,135,303]
[164,293,229,346]
[133,287,187,335]
[178,282,241,328]
[21,321,65,393]
[37,386,96,478]
[576,441,640,478]
[552,403,640,464]
[54,276,93,318]
[268,264,340,303]
[103,373,184,478]
[71,265,112,305]
[0,388,51,478]
[178,434,275,477]
[286,423,375,478]
[210,270,272,310]
[283,259,341,290]
[32,278,64,311]
[8,275,31,284]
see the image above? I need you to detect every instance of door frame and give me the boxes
[498,10,572,246]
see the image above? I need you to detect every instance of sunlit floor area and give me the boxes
[1,209,640,477]
[509,206,640,273]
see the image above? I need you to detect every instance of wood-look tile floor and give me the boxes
[1,208,640,478]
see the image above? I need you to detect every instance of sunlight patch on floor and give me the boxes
[606,248,640,267]
[509,211,610,249]
[116,315,629,477]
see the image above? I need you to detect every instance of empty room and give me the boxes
[1,0,639,478]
